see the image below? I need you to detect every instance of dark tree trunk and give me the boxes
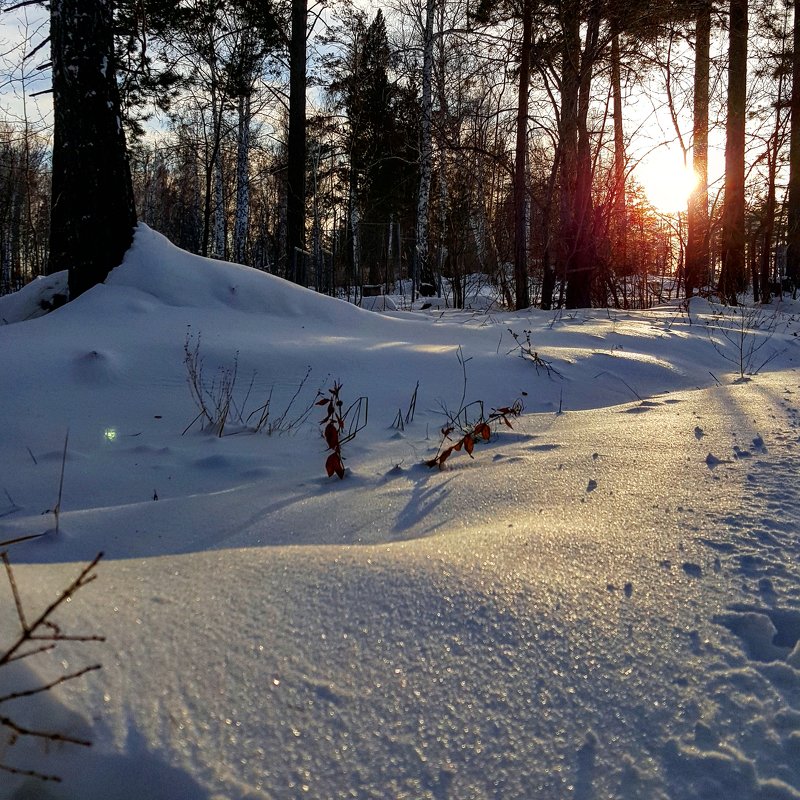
[760,62,785,304]
[414,0,435,300]
[286,0,307,284]
[49,0,136,299]
[610,21,626,275]
[513,0,533,310]
[565,0,599,309]
[539,157,560,310]
[685,2,711,299]
[718,0,748,303]
[558,0,580,308]
[786,1,800,293]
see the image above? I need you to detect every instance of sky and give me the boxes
[0,3,51,125]
[2,226,800,798]
[0,1,736,217]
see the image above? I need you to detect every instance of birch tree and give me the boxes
[287,0,308,283]
[472,0,538,310]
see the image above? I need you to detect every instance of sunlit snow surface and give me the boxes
[2,226,800,799]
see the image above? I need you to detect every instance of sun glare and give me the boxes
[636,150,698,214]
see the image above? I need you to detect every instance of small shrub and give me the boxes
[507,328,560,376]
[317,382,368,479]
[425,400,523,470]
[704,300,785,379]
[184,331,316,436]
[183,331,239,436]
[245,365,315,435]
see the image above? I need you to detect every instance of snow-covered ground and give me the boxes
[2,225,800,799]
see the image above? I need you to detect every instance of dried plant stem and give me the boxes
[54,429,69,534]
[0,551,105,783]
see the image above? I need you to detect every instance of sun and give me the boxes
[635,149,698,213]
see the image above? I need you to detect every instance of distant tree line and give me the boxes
[1,0,799,310]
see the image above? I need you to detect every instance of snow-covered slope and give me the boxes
[2,226,800,799]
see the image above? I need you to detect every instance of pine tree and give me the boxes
[415,0,436,297]
[330,10,417,288]
[786,0,800,292]
[49,0,137,299]
[685,0,711,299]
[718,0,749,303]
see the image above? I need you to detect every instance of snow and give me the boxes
[2,225,800,798]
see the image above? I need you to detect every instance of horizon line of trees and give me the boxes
[1,0,798,311]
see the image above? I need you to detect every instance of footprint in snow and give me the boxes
[529,443,561,452]
[624,405,652,414]
[694,426,705,439]
[587,479,598,492]
[714,607,800,662]
[705,453,732,468]
[682,562,703,578]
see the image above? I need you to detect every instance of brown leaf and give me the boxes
[464,435,474,455]
[476,423,491,441]
[324,422,339,450]
[326,452,345,479]
[315,397,330,406]
[454,440,463,451]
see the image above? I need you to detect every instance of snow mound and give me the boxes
[0,272,67,324]
[3,229,800,799]
[105,224,373,325]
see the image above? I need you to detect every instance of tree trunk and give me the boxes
[287,0,307,284]
[234,93,251,265]
[213,142,225,259]
[760,38,786,304]
[539,157,560,310]
[685,2,711,299]
[201,83,225,259]
[513,0,533,310]
[414,0,436,301]
[610,21,627,276]
[786,1,800,293]
[718,0,748,303]
[565,0,600,309]
[49,0,136,299]
[558,0,580,308]
[348,170,361,292]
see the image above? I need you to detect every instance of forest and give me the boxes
[5,4,800,798]
[0,0,798,311]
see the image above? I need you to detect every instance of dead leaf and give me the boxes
[326,452,345,479]
[324,422,339,450]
